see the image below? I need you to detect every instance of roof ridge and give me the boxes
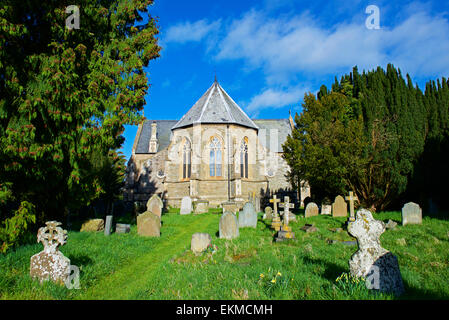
[217,83,236,122]
[218,83,258,129]
[198,82,215,123]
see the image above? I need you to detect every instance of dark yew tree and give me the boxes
[0,0,160,249]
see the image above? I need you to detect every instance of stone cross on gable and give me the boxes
[269,195,281,217]
[345,191,358,222]
[280,196,295,226]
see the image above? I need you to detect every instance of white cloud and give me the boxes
[246,86,309,113]
[164,19,221,44]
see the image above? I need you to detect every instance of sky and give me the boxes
[120,0,449,160]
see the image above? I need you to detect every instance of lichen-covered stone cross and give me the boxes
[37,221,68,254]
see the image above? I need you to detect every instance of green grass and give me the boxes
[1,209,449,300]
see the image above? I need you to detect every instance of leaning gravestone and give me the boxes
[263,206,273,220]
[401,202,422,226]
[305,202,319,217]
[80,219,104,232]
[219,211,239,239]
[180,196,193,215]
[238,202,257,228]
[348,209,405,296]
[30,221,71,285]
[137,211,161,237]
[332,195,348,217]
[191,233,212,255]
[146,194,163,218]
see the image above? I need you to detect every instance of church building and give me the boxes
[124,79,309,210]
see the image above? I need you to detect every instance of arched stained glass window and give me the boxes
[240,138,248,178]
[182,139,191,179]
[209,137,222,177]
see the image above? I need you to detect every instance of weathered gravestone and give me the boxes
[348,209,405,296]
[137,211,161,237]
[280,196,295,223]
[104,215,113,236]
[305,202,319,217]
[80,219,104,232]
[238,202,257,228]
[332,195,348,217]
[221,201,240,214]
[30,221,71,285]
[321,204,332,215]
[115,223,131,234]
[180,196,193,215]
[219,211,239,239]
[270,195,282,231]
[345,191,358,222]
[146,194,163,218]
[191,233,212,254]
[193,200,209,214]
[263,206,273,220]
[401,202,422,226]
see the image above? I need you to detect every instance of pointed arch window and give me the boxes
[209,137,222,177]
[182,139,191,179]
[240,137,248,178]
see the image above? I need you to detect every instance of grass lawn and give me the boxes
[1,209,448,300]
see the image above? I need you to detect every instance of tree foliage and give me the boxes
[0,0,160,229]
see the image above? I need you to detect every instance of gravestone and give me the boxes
[115,223,130,234]
[255,195,261,213]
[193,200,209,214]
[263,206,273,220]
[269,195,282,231]
[348,209,405,296]
[385,220,398,230]
[321,204,332,215]
[191,233,212,255]
[280,196,295,224]
[332,195,348,217]
[137,211,161,237]
[221,201,240,214]
[146,194,163,218]
[104,215,113,236]
[300,224,318,233]
[219,211,239,239]
[30,221,71,285]
[180,196,193,215]
[401,202,422,225]
[80,219,104,232]
[238,202,257,228]
[305,202,319,217]
[345,191,358,222]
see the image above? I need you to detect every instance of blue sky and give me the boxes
[120,0,449,160]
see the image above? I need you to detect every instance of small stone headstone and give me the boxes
[104,215,113,236]
[238,202,257,228]
[30,221,70,285]
[180,196,193,215]
[219,211,239,239]
[305,202,319,217]
[146,194,163,218]
[115,223,131,234]
[300,224,317,233]
[402,202,422,225]
[321,204,332,215]
[385,219,398,230]
[263,206,273,220]
[221,201,240,214]
[348,209,405,296]
[137,211,161,237]
[191,233,212,254]
[332,195,348,217]
[193,200,209,214]
[80,219,104,232]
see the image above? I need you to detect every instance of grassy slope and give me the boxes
[1,210,448,300]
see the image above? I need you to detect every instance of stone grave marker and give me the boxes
[146,194,163,218]
[137,211,161,237]
[401,202,422,225]
[269,195,282,231]
[30,221,71,285]
[116,223,130,234]
[305,202,319,217]
[238,202,257,228]
[221,201,240,214]
[321,204,332,215]
[180,196,193,215]
[345,191,358,222]
[191,233,212,255]
[193,200,209,214]
[263,206,273,220]
[219,211,239,239]
[80,219,104,232]
[332,195,348,217]
[300,224,318,233]
[348,209,405,296]
[104,215,113,236]
[280,196,295,224]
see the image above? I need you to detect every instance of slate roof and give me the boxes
[135,120,177,154]
[171,80,258,130]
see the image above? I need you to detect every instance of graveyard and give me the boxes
[1,199,449,300]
